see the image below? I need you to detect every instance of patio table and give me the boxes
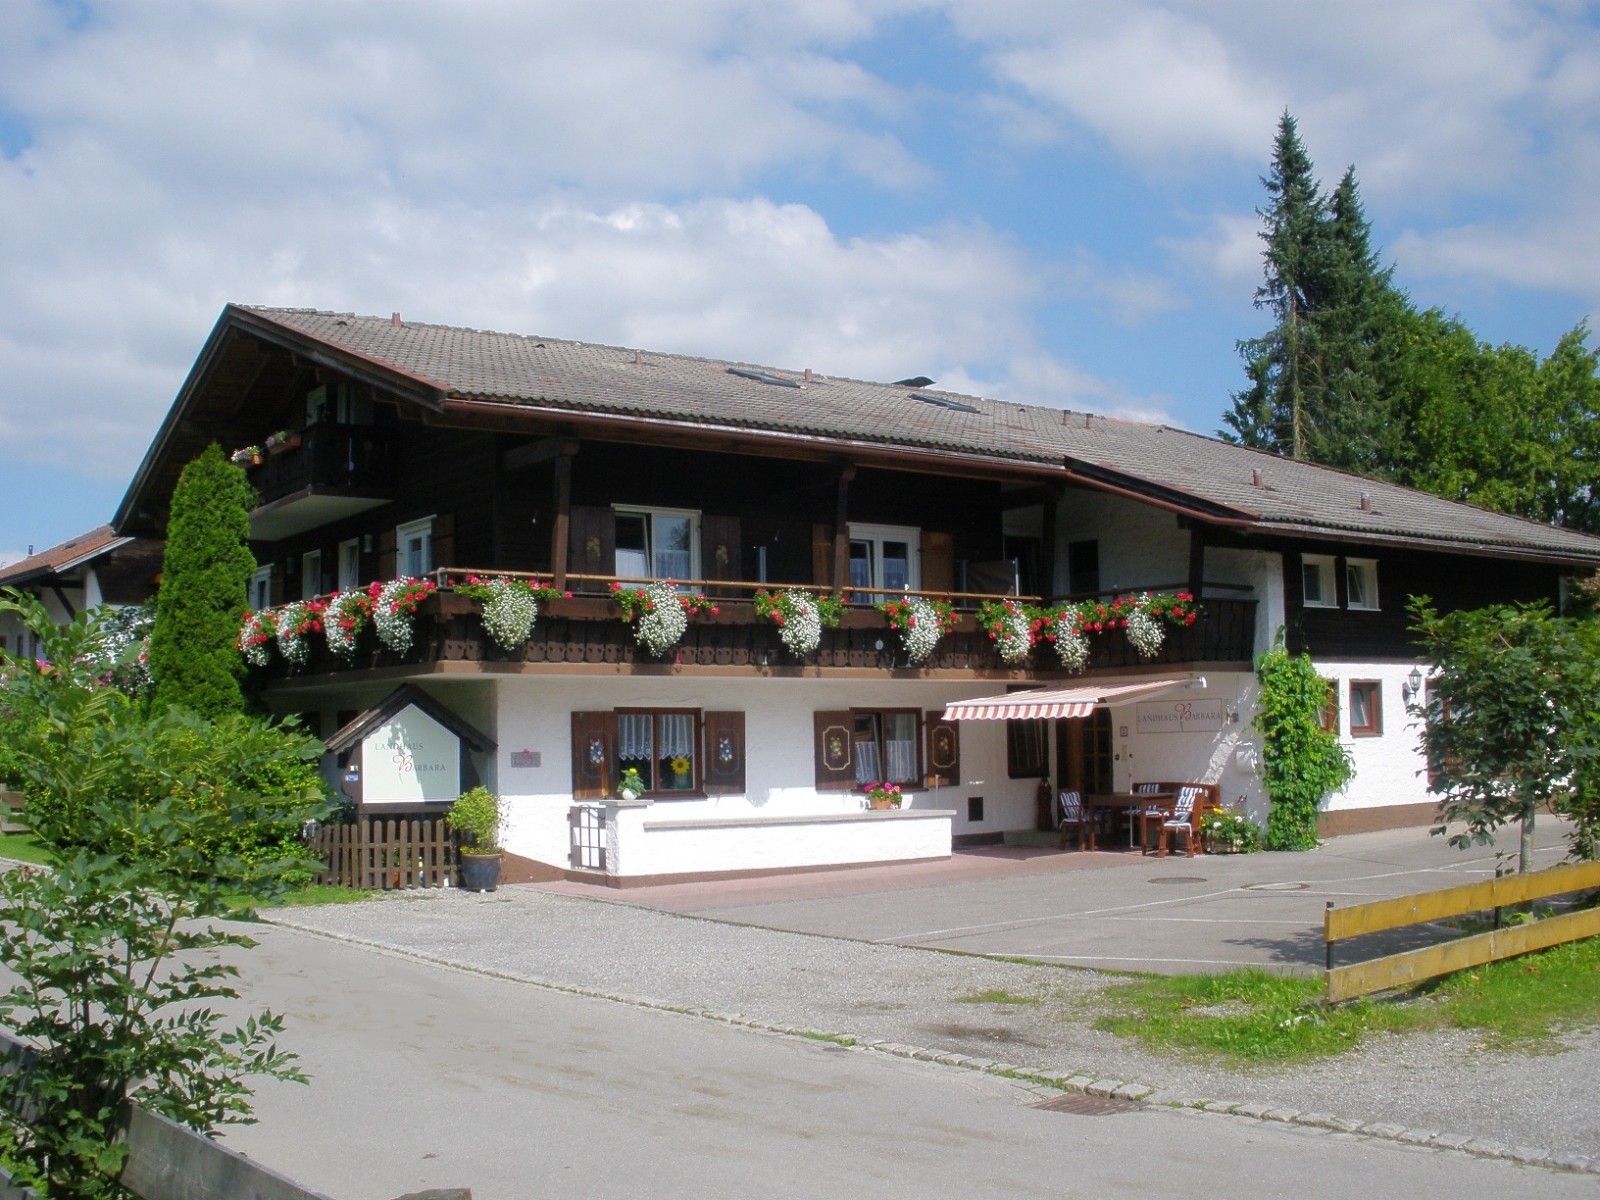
[1081,792,1174,852]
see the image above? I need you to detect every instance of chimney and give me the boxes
[1251,468,1265,488]
[1359,491,1373,512]
[803,367,813,384]
[633,349,643,365]
[390,312,401,327]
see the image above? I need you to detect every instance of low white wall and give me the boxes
[608,805,953,878]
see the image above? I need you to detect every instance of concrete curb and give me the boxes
[264,913,1598,1178]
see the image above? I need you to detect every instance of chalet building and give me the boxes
[0,527,162,659]
[111,305,1600,883]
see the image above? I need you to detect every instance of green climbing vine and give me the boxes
[1254,635,1353,850]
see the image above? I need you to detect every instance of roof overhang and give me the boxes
[942,677,1201,721]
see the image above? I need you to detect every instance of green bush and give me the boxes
[1255,636,1353,850]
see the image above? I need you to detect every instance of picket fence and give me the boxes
[308,817,456,890]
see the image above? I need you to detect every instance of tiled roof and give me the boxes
[238,306,1600,564]
[0,525,128,586]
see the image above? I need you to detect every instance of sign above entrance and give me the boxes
[1135,698,1224,734]
[361,706,461,804]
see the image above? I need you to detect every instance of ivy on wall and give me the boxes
[1254,635,1354,850]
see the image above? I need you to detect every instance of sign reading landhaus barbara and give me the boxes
[1135,698,1225,734]
[360,705,462,804]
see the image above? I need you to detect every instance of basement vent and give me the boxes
[726,367,802,389]
[913,392,979,414]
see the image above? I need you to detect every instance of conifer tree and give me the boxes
[148,444,258,717]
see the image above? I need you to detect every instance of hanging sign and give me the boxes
[360,705,462,803]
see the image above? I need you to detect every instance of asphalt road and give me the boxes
[222,923,1594,1200]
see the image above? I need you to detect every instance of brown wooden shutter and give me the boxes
[812,524,834,589]
[813,709,856,792]
[703,711,746,795]
[570,710,617,800]
[924,710,961,789]
[568,505,615,581]
[378,528,397,580]
[431,513,455,573]
[921,530,955,593]
[701,514,741,595]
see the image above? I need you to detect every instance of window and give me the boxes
[617,708,701,794]
[396,517,433,577]
[1345,558,1379,610]
[1067,539,1100,595]
[338,538,362,591]
[1007,718,1049,778]
[847,523,919,600]
[301,550,323,600]
[615,508,697,581]
[249,566,272,611]
[851,710,920,786]
[1302,554,1336,608]
[1349,681,1382,737]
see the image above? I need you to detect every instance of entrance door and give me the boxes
[1056,710,1112,795]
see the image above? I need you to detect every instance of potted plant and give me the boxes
[618,767,645,801]
[864,781,902,810]
[1199,809,1262,854]
[445,785,505,891]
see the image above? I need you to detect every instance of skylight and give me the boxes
[726,367,801,389]
[913,392,979,414]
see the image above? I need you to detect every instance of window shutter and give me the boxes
[924,711,961,789]
[377,528,397,581]
[920,530,955,593]
[701,514,741,594]
[703,711,746,795]
[811,524,834,589]
[813,709,856,792]
[570,710,617,800]
[568,506,616,580]
[431,513,455,573]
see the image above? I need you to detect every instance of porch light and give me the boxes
[1404,667,1424,702]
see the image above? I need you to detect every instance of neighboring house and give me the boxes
[110,305,1600,883]
[0,526,163,660]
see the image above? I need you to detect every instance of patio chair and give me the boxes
[1132,782,1165,850]
[1143,785,1204,857]
[1057,790,1086,848]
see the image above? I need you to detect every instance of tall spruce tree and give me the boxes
[148,444,258,717]
[1223,115,1400,467]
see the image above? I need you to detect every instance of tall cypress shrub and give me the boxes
[149,444,257,717]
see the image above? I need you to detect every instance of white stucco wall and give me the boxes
[488,675,1046,870]
[1307,660,1430,813]
[1055,490,1190,593]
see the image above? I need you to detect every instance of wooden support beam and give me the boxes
[550,450,574,593]
[830,464,856,598]
[501,437,582,472]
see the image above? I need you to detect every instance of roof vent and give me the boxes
[1359,491,1373,512]
[633,349,643,365]
[893,375,935,388]
[1252,468,1266,488]
[912,393,979,414]
[390,312,401,327]
[804,367,814,384]
[726,367,802,389]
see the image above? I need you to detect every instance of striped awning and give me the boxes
[942,679,1190,721]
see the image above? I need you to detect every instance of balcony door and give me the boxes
[847,523,919,602]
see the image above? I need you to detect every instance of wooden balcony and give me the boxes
[257,590,1258,682]
[245,423,399,541]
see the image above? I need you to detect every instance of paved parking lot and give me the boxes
[533,821,1578,974]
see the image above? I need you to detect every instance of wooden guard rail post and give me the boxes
[1323,860,1600,1003]
[1,1031,470,1200]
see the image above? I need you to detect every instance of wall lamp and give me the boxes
[1403,667,1424,703]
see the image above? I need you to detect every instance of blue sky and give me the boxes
[2,0,1598,565]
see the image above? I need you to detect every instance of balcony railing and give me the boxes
[247,423,398,506]
[254,579,1257,681]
